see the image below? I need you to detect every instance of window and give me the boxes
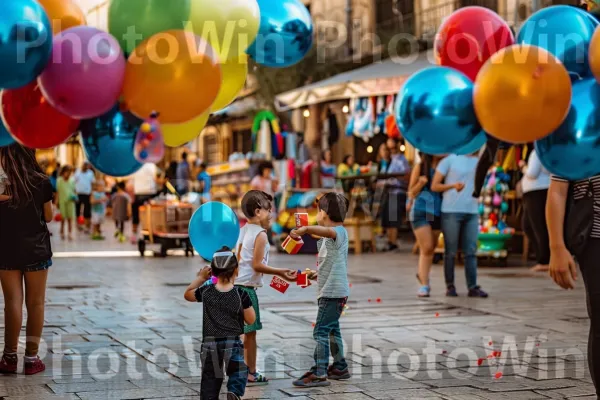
[375,0,415,37]
[233,129,253,154]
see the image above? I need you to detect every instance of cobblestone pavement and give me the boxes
[0,229,594,399]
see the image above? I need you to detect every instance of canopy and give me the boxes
[274,50,436,111]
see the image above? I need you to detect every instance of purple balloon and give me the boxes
[39,26,125,119]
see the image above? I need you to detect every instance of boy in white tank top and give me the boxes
[236,190,297,386]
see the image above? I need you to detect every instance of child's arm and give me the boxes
[253,232,297,281]
[184,266,212,302]
[291,225,337,239]
[0,195,9,202]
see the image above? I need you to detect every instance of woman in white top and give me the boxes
[519,149,551,272]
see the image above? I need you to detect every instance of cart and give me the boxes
[138,201,194,257]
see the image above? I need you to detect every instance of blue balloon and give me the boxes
[0,0,52,89]
[247,0,313,68]
[0,120,14,147]
[396,67,483,155]
[80,105,143,177]
[536,79,600,180]
[454,132,487,155]
[189,202,240,261]
[517,5,598,79]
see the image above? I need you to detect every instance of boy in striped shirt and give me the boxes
[290,192,351,387]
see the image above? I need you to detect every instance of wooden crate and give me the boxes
[140,203,193,235]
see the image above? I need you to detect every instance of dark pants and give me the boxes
[311,297,348,376]
[522,189,550,265]
[579,239,600,395]
[200,339,247,399]
[76,194,91,219]
[132,193,156,225]
[442,213,479,289]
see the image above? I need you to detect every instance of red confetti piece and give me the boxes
[489,341,493,346]
[495,351,502,358]
[349,283,353,288]
[368,299,372,303]
[477,358,484,366]
[442,350,447,354]
[495,372,503,379]
[536,343,540,347]
[376,298,381,303]
[312,323,315,327]
[435,313,440,317]
[487,354,494,359]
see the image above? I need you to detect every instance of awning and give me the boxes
[275,50,436,111]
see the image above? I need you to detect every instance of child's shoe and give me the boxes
[247,370,269,386]
[24,356,45,375]
[446,285,458,297]
[417,285,431,298]
[327,366,351,380]
[293,372,331,387]
[0,353,18,374]
[119,234,126,243]
[227,393,241,400]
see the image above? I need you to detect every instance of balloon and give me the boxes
[0,120,14,148]
[454,132,487,155]
[108,0,191,54]
[517,5,598,79]
[1,82,78,149]
[79,105,143,177]
[37,0,86,34]
[0,0,52,89]
[535,79,600,180]
[163,112,210,148]
[212,55,249,111]
[134,113,164,163]
[396,66,483,155]
[189,202,240,261]
[122,30,222,123]
[247,0,313,68]
[186,0,260,61]
[435,6,514,81]
[39,27,125,119]
[589,26,600,83]
[474,45,571,144]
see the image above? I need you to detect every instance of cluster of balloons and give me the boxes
[397,5,600,180]
[0,0,313,176]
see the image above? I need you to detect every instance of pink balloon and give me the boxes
[39,26,125,119]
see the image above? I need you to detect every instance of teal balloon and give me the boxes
[0,0,52,89]
[189,202,240,261]
[500,202,509,213]
[247,0,313,68]
[536,79,600,180]
[517,5,598,79]
[496,183,502,192]
[454,132,487,155]
[79,105,143,177]
[396,67,483,155]
[478,204,484,215]
[108,0,191,54]
[0,120,14,147]
[272,222,284,235]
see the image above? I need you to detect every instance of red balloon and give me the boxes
[435,6,514,81]
[1,83,79,149]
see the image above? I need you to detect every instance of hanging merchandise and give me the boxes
[385,95,400,139]
[345,98,358,137]
[352,98,374,142]
[284,130,298,159]
[374,96,387,134]
[256,119,272,159]
[252,110,283,159]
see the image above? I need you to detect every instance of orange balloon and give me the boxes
[590,27,600,83]
[474,44,571,144]
[37,0,86,34]
[122,30,222,124]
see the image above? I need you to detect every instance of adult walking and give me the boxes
[519,149,551,272]
[176,152,191,195]
[432,153,488,298]
[407,153,442,297]
[74,162,95,233]
[547,174,600,396]
[131,163,160,243]
[0,144,53,375]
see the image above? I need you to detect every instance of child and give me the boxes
[197,162,211,203]
[0,144,53,375]
[56,165,77,240]
[111,181,131,242]
[90,180,108,240]
[184,247,256,400]
[291,192,351,387]
[236,190,297,385]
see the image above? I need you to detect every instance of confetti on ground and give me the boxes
[489,341,493,346]
[368,299,372,303]
[477,358,484,366]
[487,354,494,359]
[536,343,540,347]
[435,312,440,317]
[312,323,315,327]
[441,350,447,354]
[376,298,381,303]
[349,283,352,288]
[494,372,503,379]
[494,351,501,358]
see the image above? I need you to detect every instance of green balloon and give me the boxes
[108,0,191,54]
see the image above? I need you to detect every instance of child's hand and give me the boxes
[290,227,307,238]
[308,271,318,280]
[198,266,212,281]
[280,269,298,282]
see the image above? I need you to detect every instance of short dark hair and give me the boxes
[117,181,126,190]
[200,162,207,169]
[211,246,238,282]
[241,190,273,218]
[318,192,350,223]
[182,152,188,160]
[257,161,273,177]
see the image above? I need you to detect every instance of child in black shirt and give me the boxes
[184,247,255,400]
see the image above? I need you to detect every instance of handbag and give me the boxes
[565,179,594,257]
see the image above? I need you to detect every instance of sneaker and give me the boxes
[446,285,458,297]
[328,366,351,380]
[114,231,120,238]
[227,393,241,400]
[293,371,331,387]
[417,285,431,298]
[24,356,45,375]
[130,235,137,245]
[247,370,269,386]
[468,286,489,298]
[119,234,127,243]
[386,243,399,252]
[0,353,17,374]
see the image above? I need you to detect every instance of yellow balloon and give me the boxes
[186,0,260,61]
[212,55,248,111]
[163,112,210,147]
[474,45,572,144]
[590,27,600,83]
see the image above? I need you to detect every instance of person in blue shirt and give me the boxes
[197,162,211,203]
[176,152,190,194]
[407,153,442,298]
[432,153,488,298]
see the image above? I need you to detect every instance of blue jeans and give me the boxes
[200,339,247,399]
[312,297,348,376]
[441,213,479,290]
